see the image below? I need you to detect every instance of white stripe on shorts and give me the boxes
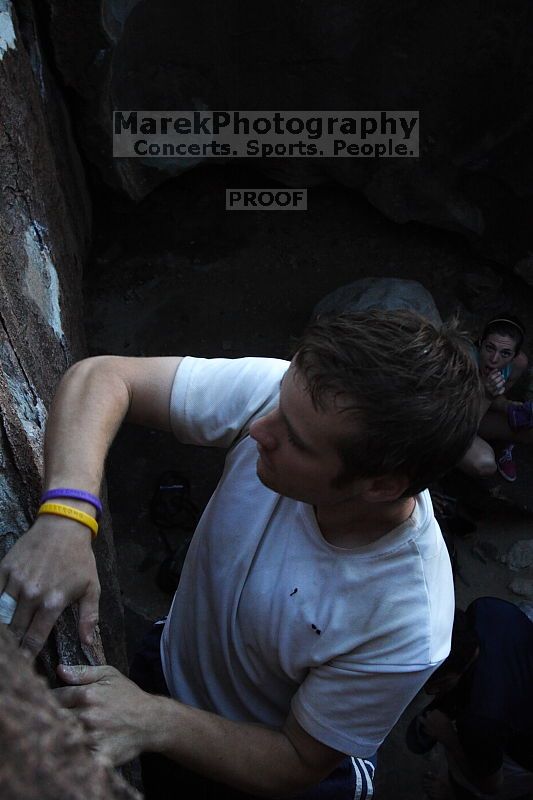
[351,756,374,800]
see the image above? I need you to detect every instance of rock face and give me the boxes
[0,625,140,800]
[0,0,126,678]
[46,0,533,263]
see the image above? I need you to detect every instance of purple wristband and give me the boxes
[40,488,103,519]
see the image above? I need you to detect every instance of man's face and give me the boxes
[249,365,363,506]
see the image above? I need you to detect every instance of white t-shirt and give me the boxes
[160,356,454,757]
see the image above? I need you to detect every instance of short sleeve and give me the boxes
[169,356,289,448]
[291,660,438,756]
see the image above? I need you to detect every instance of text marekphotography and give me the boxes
[113,111,419,158]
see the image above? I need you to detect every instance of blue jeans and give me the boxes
[130,622,376,799]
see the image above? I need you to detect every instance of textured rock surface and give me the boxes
[508,577,533,599]
[312,277,442,325]
[501,539,533,571]
[46,0,533,263]
[0,625,140,800]
[0,0,126,679]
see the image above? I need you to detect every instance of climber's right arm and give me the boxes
[0,355,183,657]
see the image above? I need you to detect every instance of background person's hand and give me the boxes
[0,515,100,657]
[483,368,506,398]
[419,709,455,746]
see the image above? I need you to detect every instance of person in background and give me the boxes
[407,597,533,800]
[459,316,530,482]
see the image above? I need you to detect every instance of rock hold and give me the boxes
[508,577,533,599]
[501,540,533,571]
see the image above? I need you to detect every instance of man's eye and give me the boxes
[484,343,495,352]
[501,351,512,358]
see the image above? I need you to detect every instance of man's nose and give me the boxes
[249,413,277,450]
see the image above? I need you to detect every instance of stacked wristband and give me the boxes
[40,488,103,518]
[38,489,102,539]
[38,502,99,538]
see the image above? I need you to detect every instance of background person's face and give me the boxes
[478,333,516,375]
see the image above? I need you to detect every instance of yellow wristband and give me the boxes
[38,502,99,539]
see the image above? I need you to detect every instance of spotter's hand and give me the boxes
[419,709,455,744]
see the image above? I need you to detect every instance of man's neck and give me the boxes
[315,495,416,548]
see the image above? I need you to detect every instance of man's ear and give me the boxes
[361,473,411,503]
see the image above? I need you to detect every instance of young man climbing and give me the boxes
[0,310,482,798]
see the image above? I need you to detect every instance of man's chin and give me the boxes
[256,462,308,504]
[256,458,295,498]
[256,461,277,492]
